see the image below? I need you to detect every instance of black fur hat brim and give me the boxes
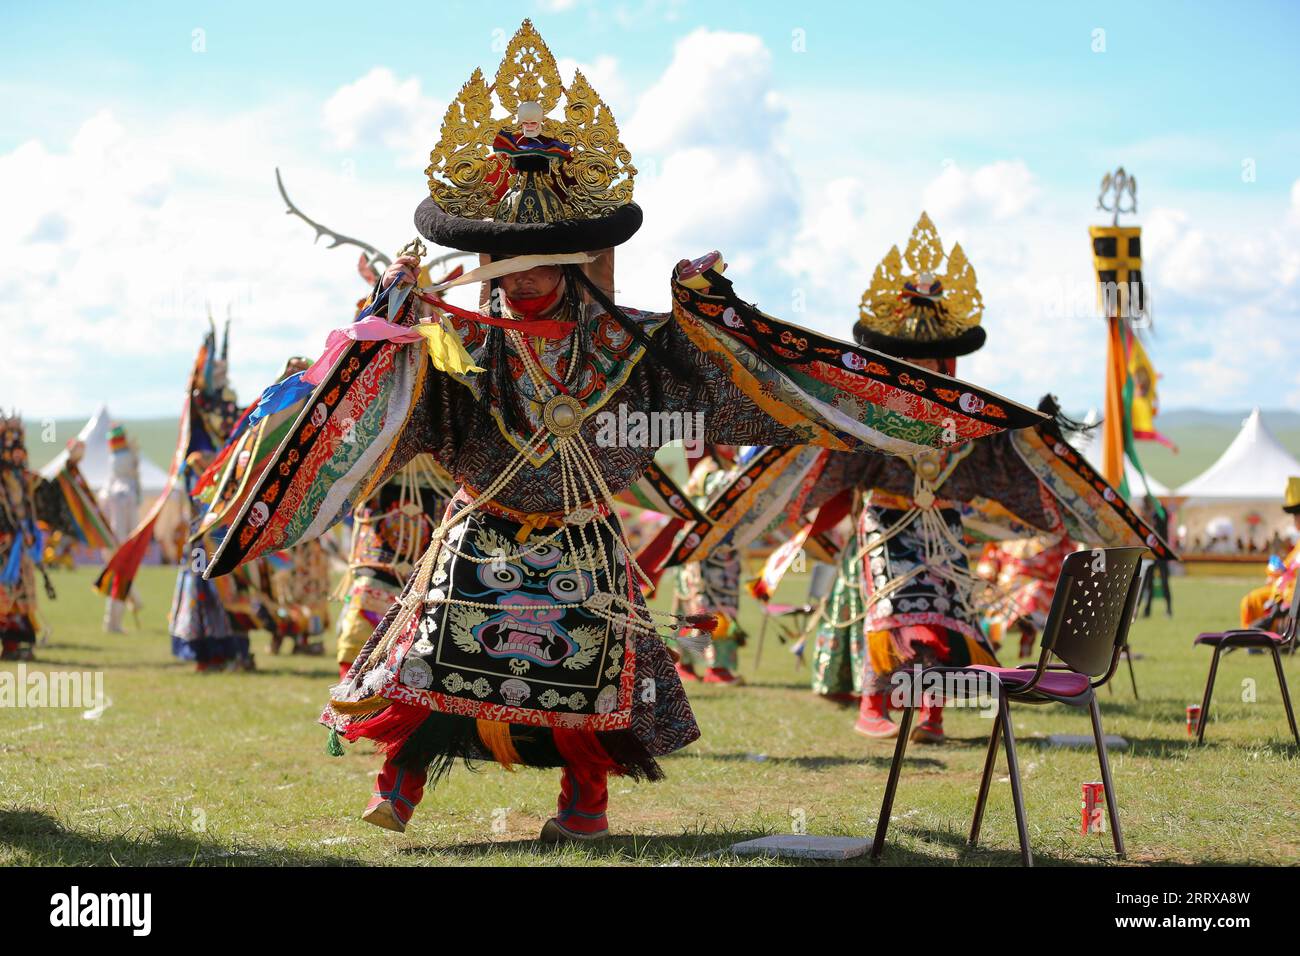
[415,197,643,255]
[1284,503,1300,515]
[851,324,986,359]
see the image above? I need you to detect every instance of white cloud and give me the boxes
[0,105,435,420]
[614,29,799,307]
[556,55,629,117]
[321,67,442,168]
[922,160,1039,223]
[625,29,784,156]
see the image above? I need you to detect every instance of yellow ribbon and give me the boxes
[414,321,484,375]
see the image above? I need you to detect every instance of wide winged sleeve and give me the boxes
[203,286,462,579]
[662,414,1176,575]
[657,446,870,569]
[661,264,1043,455]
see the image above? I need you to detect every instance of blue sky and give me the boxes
[2,0,1298,418]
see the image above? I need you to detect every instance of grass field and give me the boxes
[2,565,1297,867]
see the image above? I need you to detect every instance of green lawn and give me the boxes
[1,565,1297,866]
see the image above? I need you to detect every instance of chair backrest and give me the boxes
[1038,547,1146,679]
[1278,576,1300,647]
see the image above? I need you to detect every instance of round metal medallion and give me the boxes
[915,450,942,482]
[542,394,584,437]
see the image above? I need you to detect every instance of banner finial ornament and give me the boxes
[1097,166,1137,226]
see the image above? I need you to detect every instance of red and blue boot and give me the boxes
[362,757,427,833]
[539,765,610,842]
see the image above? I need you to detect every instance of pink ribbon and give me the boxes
[303,317,425,385]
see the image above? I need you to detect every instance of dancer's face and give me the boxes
[500,265,564,300]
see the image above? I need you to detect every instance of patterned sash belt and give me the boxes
[455,485,610,543]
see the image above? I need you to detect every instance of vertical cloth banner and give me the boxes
[1090,223,1167,512]
[1090,224,1143,496]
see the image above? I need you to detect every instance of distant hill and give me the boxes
[1157,408,1300,430]
[23,417,180,473]
[1129,410,1300,488]
[24,409,1300,492]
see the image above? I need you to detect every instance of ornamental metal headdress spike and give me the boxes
[858,212,984,342]
[1098,166,1137,226]
[424,19,636,223]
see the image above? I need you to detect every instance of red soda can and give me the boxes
[1081,782,1105,834]
[1186,704,1201,735]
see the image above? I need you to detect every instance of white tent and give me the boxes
[39,404,172,498]
[1174,409,1300,551]
[1176,408,1300,500]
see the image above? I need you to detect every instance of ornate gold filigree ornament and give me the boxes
[855,212,985,352]
[424,19,636,225]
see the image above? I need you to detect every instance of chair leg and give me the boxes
[1089,694,1126,859]
[870,705,914,861]
[1196,646,1223,744]
[1270,647,1300,746]
[968,704,1003,848]
[998,697,1032,867]
[1124,646,1139,699]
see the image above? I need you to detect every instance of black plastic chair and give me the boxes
[871,547,1146,866]
[1192,581,1299,746]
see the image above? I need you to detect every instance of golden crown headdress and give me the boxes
[424,20,635,223]
[1,411,26,461]
[855,213,985,356]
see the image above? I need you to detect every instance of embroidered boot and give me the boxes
[362,758,428,833]
[853,693,899,738]
[540,765,610,841]
[911,703,945,743]
[703,667,743,685]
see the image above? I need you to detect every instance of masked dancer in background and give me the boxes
[671,445,747,685]
[664,213,1174,745]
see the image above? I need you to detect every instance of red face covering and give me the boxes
[503,283,563,318]
[418,274,575,339]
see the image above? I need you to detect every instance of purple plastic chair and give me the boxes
[871,547,1146,867]
[1192,580,1299,746]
